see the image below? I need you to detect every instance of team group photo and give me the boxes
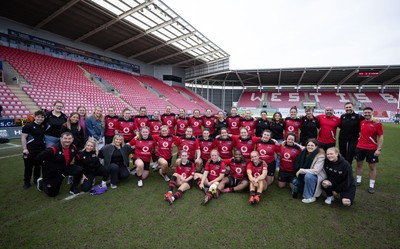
[0,0,399,248]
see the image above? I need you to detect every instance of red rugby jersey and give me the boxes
[240,118,257,136]
[148,119,161,136]
[134,115,149,130]
[247,160,267,178]
[188,116,203,137]
[223,158,247,180]
[231,135,258,161]
[175,117,189,136]
[174,160,195,179]
[316,114,341,144]
[128,137,155,162]
[226,115,241,135]
[255,140,276,163]
[198,137,214,161]
[212,137,234,159]
[284,117,302,139]
[104,115,119,137]
[204,160,226,181]
[356,120,383,150]
[276,144,302,172]
[153,134,180,160]
[202,115,217,135]
[175,136,199,160]
[115,118,137,142]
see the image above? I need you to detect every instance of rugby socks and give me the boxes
[173,190,182,200]
[356,175,362,184]
[249,190,256,196]
[369,179,375,188]
[136,174,142,180]
[168,176,177,192]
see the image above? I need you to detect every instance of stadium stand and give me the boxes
[173,86,219,113]
[238,92,264,108]
[268,92,306,108]
[237,91,399,114]
[238,91,307,108]
[81,64,171,114]
[308,92,353,110]
[134,76,207,113]
[0,46,128,115]
[0,83,30,118]
[353,92,398,113]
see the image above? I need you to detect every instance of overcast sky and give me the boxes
[164,0,400,70]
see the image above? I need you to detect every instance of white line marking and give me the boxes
[61,192,85,202]
[0,143,21,150]
[0,154,20,159]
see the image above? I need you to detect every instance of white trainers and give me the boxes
[302,197,316,203]
[138,180,143,187]
[67,176,73,185]
[325,196,334,205]
[37,178,43,192]
[110,184,117,189]
[152,162,159,170]
[163,175,170,182]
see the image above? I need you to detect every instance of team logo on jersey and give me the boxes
[167,120,172,125]
[108,122,114,128]
[241,146,248,153]
[180,123,185,128]
[140,122,145,127]
[222,146,228,152]
[154,126,159,131]
[194,122,199,126]
[210,170,217,176]
[232,122,237,127]
[288,126,294,132]
[236,167,242,174]
[181,173,187,178]
[206,121,211,126]
[245,126,250,131]
[183,145,189,151]
[162,142,169,148]
[142,146,149,152]
[123,127,130,133]
[254,172,260,177]
[260,149,266,155]
[284,152,290,159]
[203,147,209,152]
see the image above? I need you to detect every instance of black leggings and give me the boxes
[81,166,109,192]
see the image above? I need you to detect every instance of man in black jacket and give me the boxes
[36,132,83,197]
[339,102,364,164]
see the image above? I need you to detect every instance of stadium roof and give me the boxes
[186,65,400,90]
[0,0,229,68]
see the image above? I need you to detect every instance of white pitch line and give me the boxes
[0,143,21,150]
[61,192,85,202]
[0,154,20,159]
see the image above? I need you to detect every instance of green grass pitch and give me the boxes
[0,123,399,248]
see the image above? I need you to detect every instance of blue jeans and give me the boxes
[303,173,318,199]
[45,135,60,147]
